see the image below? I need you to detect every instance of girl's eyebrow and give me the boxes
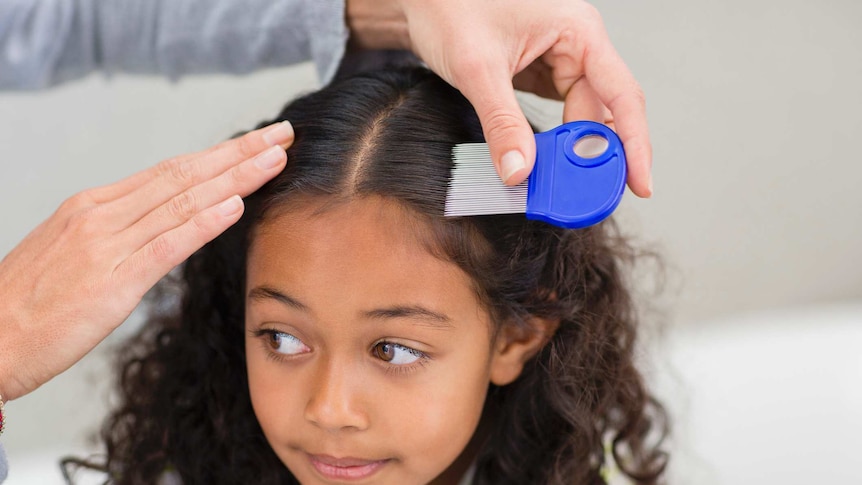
[247,286,454,329]
[363,306,454,329]
[248,286,308,312]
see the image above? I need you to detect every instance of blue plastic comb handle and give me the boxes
[526,121,627,229]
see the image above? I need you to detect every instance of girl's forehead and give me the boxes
[255,196,420,249]
[250,197,466,283]
[245,197,494,332]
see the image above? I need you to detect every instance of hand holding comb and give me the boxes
[445,121,626,229]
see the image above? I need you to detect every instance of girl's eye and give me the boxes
[265,331,310,355]
[372,342,423,365]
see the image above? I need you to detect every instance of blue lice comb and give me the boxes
[444,121,627,229]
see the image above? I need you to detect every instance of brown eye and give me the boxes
[266,332,281,350]
[371,342,424,365]
[373,342,395,362]
[259,330,310,355]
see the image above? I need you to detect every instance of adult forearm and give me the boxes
[0,0,349,90]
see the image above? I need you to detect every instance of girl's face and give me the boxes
[244,197,500,485]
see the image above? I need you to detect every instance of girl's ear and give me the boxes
[489,316,560,386]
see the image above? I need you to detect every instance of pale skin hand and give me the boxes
[0,122,294,401]
[347,0,653,196]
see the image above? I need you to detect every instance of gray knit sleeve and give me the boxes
[0,0,348,90]
[0,442,7,483]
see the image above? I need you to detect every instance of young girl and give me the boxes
[88,67,666,484]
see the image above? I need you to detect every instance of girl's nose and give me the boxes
[303,357,370,432]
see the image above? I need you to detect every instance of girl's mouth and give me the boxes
[307,453,391,481]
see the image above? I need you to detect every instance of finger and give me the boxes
[459,68,536,186]
[102,122,293,229]
[512,60,563,100]
[562,77,608,124]
[116,195,245,294]
[120,145,286,253]
[87,121,294,205]
[582,40,652,197]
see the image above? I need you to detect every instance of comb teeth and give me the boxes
[445,143,528,217]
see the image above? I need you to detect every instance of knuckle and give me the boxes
[158,157,198,186]
[236,133,260,158]
[631,84,647,109]
[561,4,605,49]
[189,210,217,236]
[167,191,199,221]
[148,236,176,264]
[482,107,526,138]
[223,164,255,187]
[607,82,647,114]
[227,163,247,186]
[562,1,603,26]
[58,191,95,216]
[580,2,603,23]
[65,206,101,236]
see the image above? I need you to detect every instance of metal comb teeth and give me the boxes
[444,143,528,217]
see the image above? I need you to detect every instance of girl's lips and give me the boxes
[307,454,390,481]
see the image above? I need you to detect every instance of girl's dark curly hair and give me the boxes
[91,66,667,484]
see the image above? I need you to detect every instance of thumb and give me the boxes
[460,75,536,186]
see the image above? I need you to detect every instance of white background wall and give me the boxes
[1,0,860,483]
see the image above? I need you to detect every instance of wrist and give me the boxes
[345,0,410,50]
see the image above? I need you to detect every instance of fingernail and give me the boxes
[261,121,294,147]
[254,146,285,170]
[216,195,243,216]
[500,150,526,183]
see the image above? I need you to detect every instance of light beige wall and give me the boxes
[1,0,860,479]
[595,0,862,324]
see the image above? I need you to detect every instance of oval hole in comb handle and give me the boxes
[563,127,615,168]
[573,135,609,159]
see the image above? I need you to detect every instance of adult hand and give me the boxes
[0,122,294,401]
[348,0,652,196]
